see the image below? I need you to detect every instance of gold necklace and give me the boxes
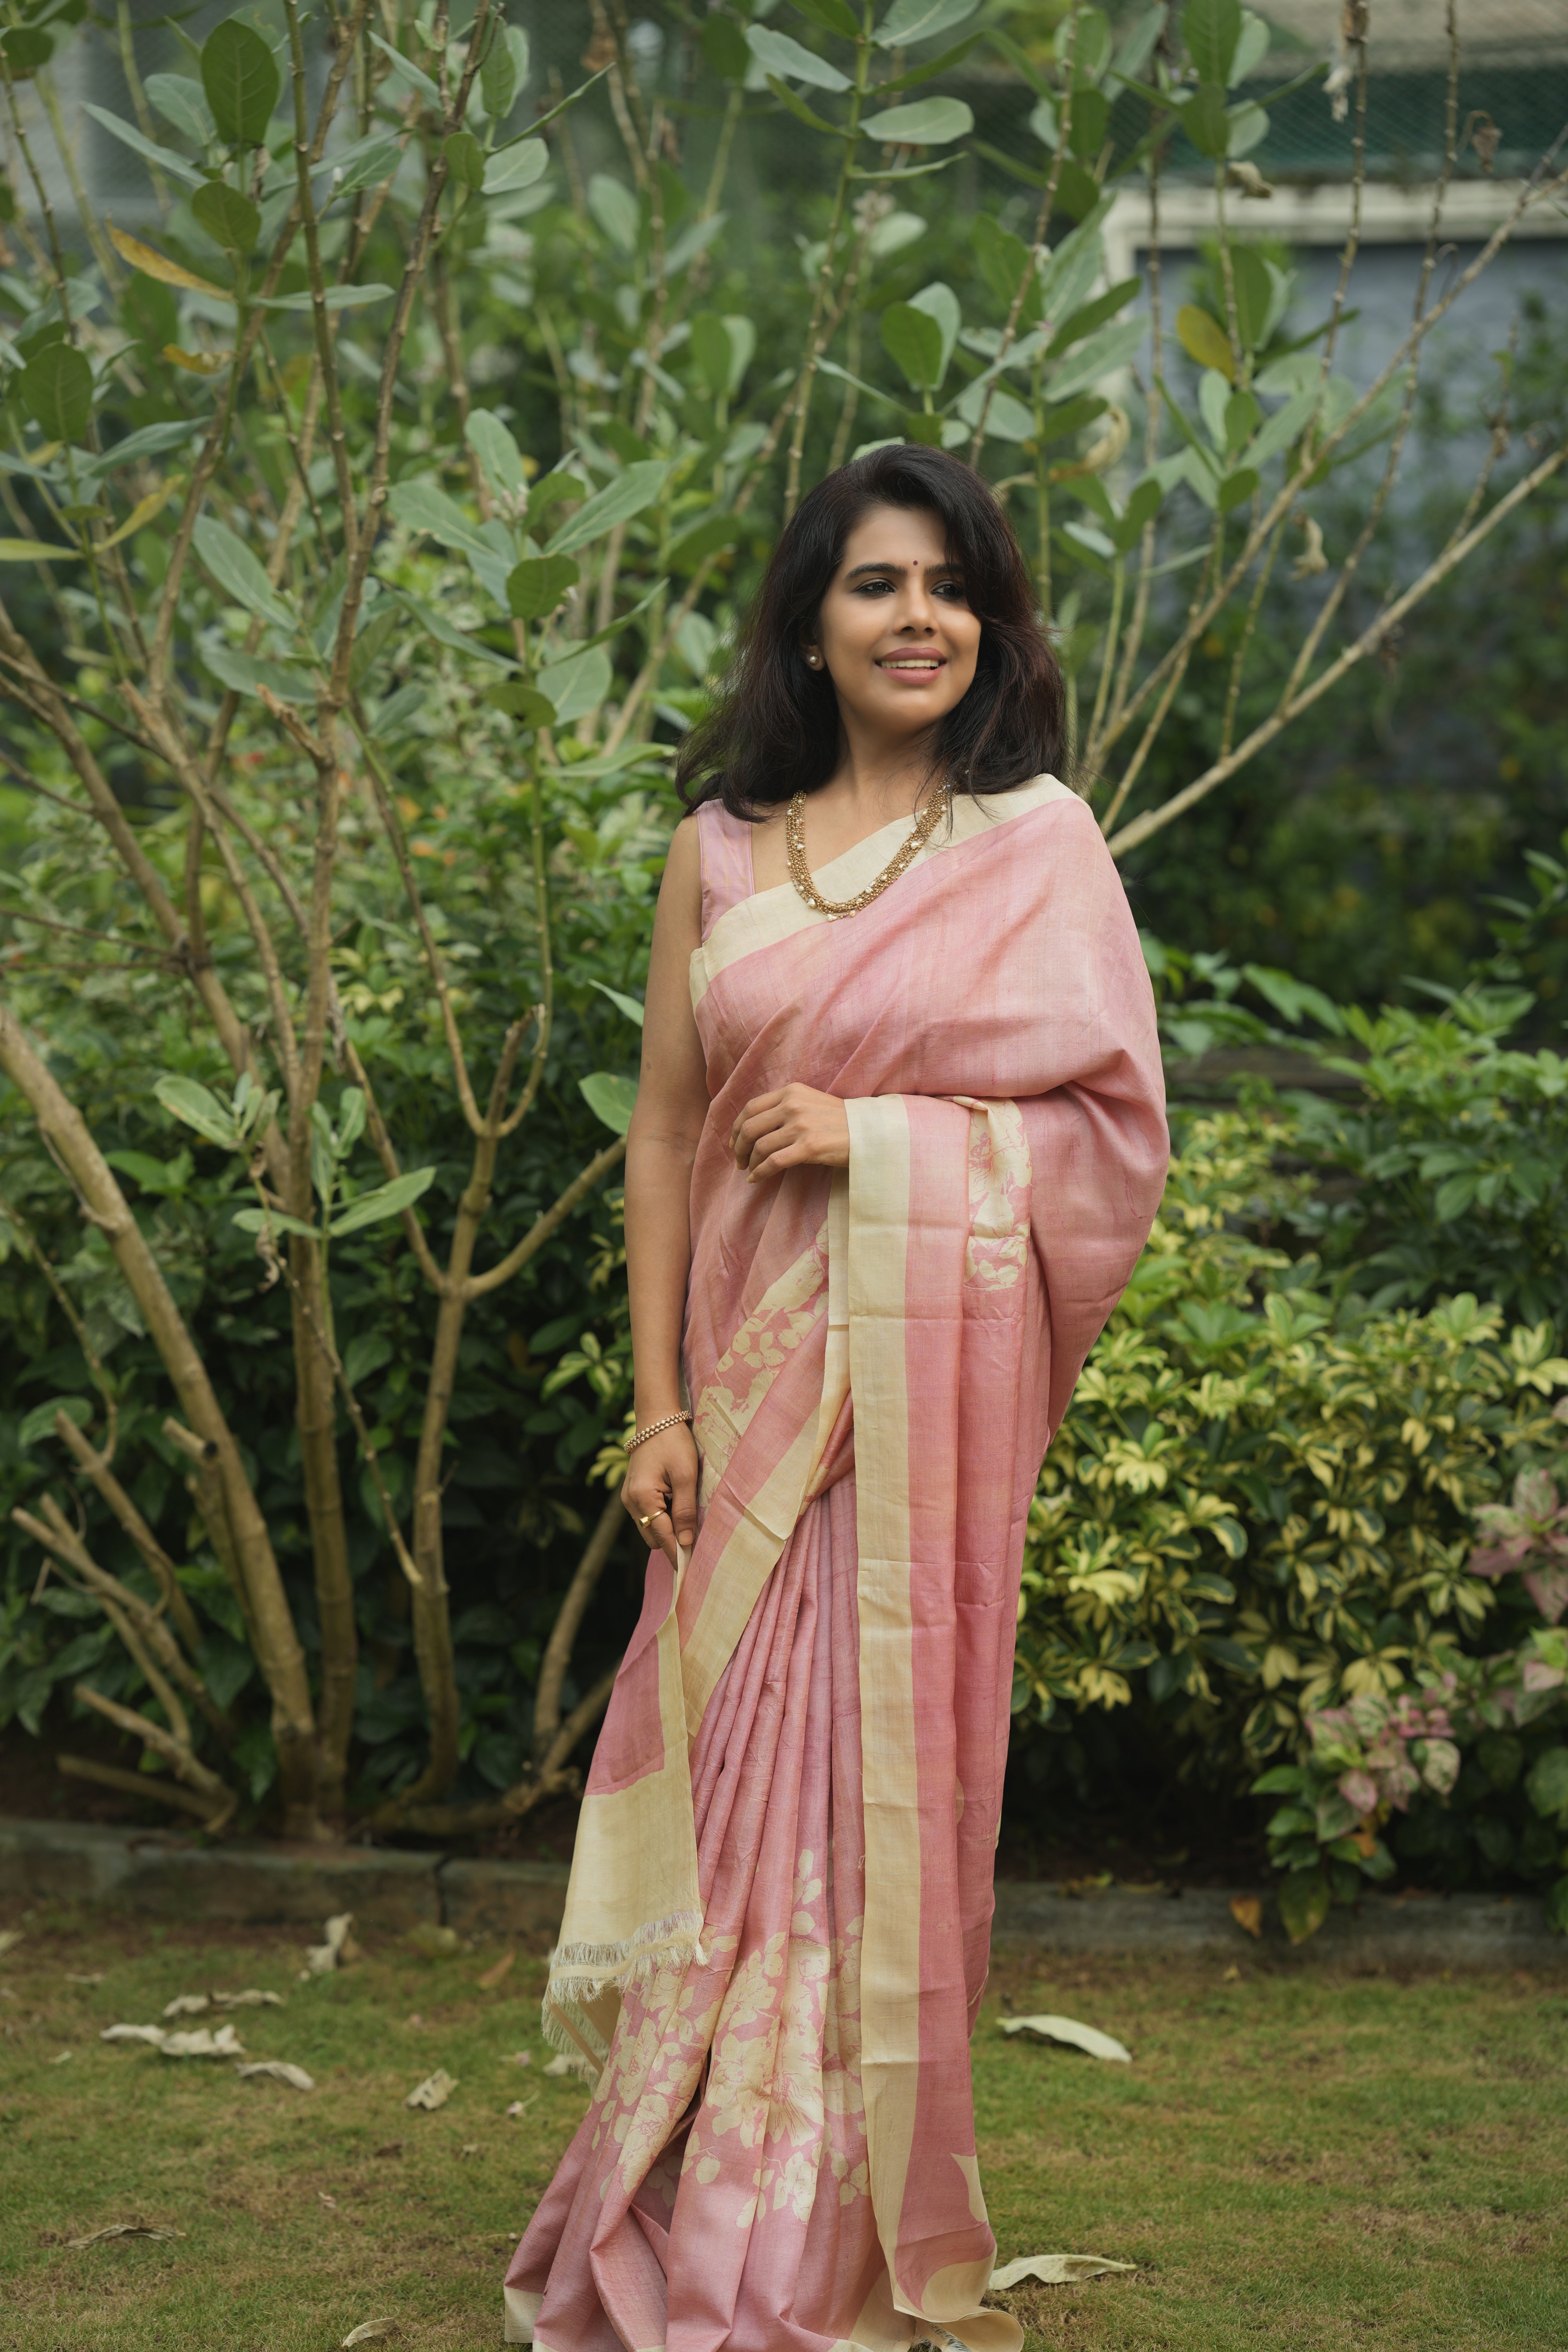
[785,783,951,920]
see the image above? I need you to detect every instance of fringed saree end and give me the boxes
[541,1906,708,2083]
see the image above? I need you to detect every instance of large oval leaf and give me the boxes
[879,302,945,391]
[192,181,260,254]
[874,0,980,46]
[192,515,296,633]
[201,18,281,146]
[329,1166,436,1237]
[862,96,973,144]
[506,554,579,620]
[19,344,94,446]
[746,25,852,91]
[536,645,613,725]
[580,1072,638,1137]
[483,137,548,194]
[385,479,497,563]
[1181,0,1242,85]
[155,1073,242,1148]
[544,461,673,557]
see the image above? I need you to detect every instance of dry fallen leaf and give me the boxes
[305,1913,359,1976]
[1229,1895,1263,1940]
[64,1972,105,1986]
[66,2222,187,2249]
[318,2190,338,2209]
[235,2059,314,2091]
[541,2054,575,2078]
[505,2096,537,2120]
[458,2142,481,2159]
[478,1950,515,1991]
[0,1930,23,1959]
[49,2050,73,2065]
[341,2323,398,2347]
[162,1994,211,2019]
[101,2024,169,2048]
[213,1988,284,2010]
[404,2069,457,2112]
[161,2024,245,2060]
[502,2049,532,2068]
[990,2254,1136,2289]
[1000,2015,1132,2064]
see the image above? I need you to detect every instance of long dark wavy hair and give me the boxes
[677,443,1064,818]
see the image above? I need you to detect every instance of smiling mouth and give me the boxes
[877,655,945,671]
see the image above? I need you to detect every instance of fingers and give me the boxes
[668,1451,699,1555]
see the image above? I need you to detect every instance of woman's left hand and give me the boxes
[730,1082,849,1182]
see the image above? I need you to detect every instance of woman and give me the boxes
[505,444,1168,2352]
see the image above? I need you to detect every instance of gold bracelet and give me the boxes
[625,1410,691,1455]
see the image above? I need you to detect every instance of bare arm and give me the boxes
[621,815,708,1564]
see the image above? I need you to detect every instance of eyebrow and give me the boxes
[842,559,963,579]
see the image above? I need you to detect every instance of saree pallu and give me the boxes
[506,775,1168,2352]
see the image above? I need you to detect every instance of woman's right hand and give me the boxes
[621,1422,700,1568]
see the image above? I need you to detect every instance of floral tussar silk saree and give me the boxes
[505,774,1168,2352]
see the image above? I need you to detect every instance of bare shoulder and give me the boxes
[655,811,704,942]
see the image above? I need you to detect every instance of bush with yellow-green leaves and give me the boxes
[1014,1112,1568,1934]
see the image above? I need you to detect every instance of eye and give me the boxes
[933,579,968,600]
[852,576,895,595]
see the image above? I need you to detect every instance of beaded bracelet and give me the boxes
[625,1410,692,1455]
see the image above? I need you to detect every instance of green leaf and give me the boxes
[862,96,974,144]
[544,460,673,557]
[1182,81,1233,160]
[483,681,557,727]
[880,300,945,391]
[1250,1764,1309,1796]
[201,17,281,147]
[1525,1747,1568,1824]
[592,982,646,1028]
[1217,465,1259,514]
[506,554,579,620]
[329,1166,436,1237]
[1276,1866,1331,1946]
[19,343,93,446]
[198,637,315,702]
[386,586,515,672]
[367,29,441,107]
[1045,315,1147,404]
[385,480,497,563]
[192,181,260,254]
[690,311,736,402]
[669,511,743,574]
[792,0,862,36]
[259,284,395,312]
[480,35,517,121]
[580,1072,638,1137]
[700,15,749,80]
[0,537,81,562]
[747,25,853,91]
[105,1148,192,1196]
[908,280,960,383]
[1175,303,1235,382]
[232,1205,322,1240]
[342,1331,394,1389]
[444,131,487,193]
[1227,99,1269,157]
[144,72,216,146]
[155,1072,242,1148]
[1181,0,1242,85]
[588,173,641,253]
[483,138,548,195]
[192,515,295,634]
[0,27,52,75]
[18,1394,93,1450]
[81,103,207,191]
[535,645,613,726]
[875,0,979,44]
[465,411,527,502]
[329,131,404,198]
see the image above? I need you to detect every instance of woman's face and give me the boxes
[804,502,981,742]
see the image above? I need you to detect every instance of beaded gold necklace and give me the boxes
[784,782,951,920]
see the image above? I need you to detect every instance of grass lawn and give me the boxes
[0,1909,1564,2352]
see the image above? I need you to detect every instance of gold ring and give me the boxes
[637,1508,667,1528]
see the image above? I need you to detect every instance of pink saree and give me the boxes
[505,775,1168,2352]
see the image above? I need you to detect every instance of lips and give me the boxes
[877,655,945,671]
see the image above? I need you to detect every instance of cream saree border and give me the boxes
[690,772,1075,1011]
